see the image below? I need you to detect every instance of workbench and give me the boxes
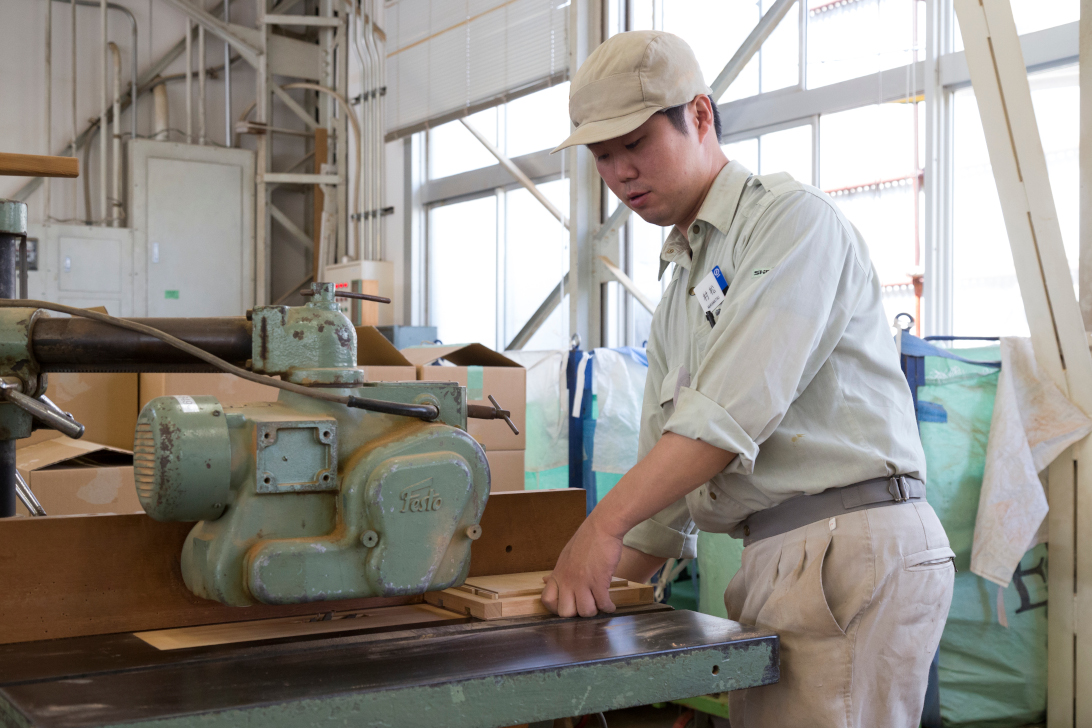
[0,605,777,728]
[0,491,777,727]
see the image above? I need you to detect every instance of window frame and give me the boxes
[406,0,1081,344]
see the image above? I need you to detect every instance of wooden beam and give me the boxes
[955,2,1092,723]
[0,153,78,178]
[0,489,584,645]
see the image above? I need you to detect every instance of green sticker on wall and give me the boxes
[164,290,180,299]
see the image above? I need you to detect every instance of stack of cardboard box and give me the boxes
[13,330,526,515]
[400,344,526,492]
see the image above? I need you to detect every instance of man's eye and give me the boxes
[597,153,610,162]
[625,139,641,150]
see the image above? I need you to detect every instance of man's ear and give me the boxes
[692,96,714,145]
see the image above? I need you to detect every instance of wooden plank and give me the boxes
[469,488,585,577]
[0,152,78,178]
[426,579,654,620]
[0,490,584,645]
[0,514,416,646]
[1047,455,1076,728]
[956,2,1092,723]
[134,603,461,650]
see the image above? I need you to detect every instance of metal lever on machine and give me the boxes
[300,288,392,305]
[15,471,45,516]
[467,394,520,435]
[0,378,85,440]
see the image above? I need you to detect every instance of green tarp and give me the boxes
[919,347,1047,728]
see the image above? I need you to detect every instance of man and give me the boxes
[543,30,955,727]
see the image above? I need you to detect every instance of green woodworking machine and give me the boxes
[0,279,510,605]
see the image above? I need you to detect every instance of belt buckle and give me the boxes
[888,476,909,502]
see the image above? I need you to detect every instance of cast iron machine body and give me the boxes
[0,270,497,606]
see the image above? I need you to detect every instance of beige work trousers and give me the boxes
[725,501,954,728]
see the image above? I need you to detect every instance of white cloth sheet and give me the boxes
[504,350,569,473]
[591,348,648,474]
[972,337,1092,586]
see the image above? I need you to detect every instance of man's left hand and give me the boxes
[541,514,623,617]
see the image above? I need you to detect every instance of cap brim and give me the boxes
[550,106,663,154]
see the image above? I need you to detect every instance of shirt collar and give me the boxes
[657,160,753,280]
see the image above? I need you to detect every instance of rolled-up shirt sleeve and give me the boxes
[663,190,870,474]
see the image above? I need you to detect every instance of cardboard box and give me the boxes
[401,344,526,451]
[355,326,418,382]
[15,438,140,516]
[139,372,280,411]
[19,372,139,451]
[486,449,525,492]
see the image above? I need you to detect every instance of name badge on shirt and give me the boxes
[695,266,727,313]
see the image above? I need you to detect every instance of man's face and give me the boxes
[588,107,705,228]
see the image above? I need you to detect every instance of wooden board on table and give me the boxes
[134,603,462,650]
[425,572,654,620]
[0,490,584,645]
[456,571,627,599]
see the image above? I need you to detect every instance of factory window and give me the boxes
[806,0,923,90]
[637,0,801,100]
[820,103,921,327]
[414,0,1082,347]
[429,195,499,346]
[427,84,570,181]
[952,0,1078,50]
[952,64,1079,337]
[424,84,572,351]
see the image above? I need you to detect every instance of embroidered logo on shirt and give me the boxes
[751,268,772,278]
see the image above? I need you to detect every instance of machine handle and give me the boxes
[300,288,391,304]
[0,383,85,439]
[15,471,45,516]
[0,152,79,178]
[467,394,520,436]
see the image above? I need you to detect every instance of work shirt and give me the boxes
[622,161,926,560]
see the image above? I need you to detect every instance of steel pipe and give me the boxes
[31,317,253,372]
[0,441,15,518]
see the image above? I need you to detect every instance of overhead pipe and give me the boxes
[100,0,107,225]
[223,0,232,146]
[376,3,386,262]
[109,42,122,226]
[348,0,370,260]
[279,82,364,257]
[153,84,169,140]
[13,7,213,206]
[44,0,52,220]
[71,0,77,221]
[51,0,137,144]
[345,1,364,259]
[363,0,382,260]
[186,19,193,143]
[198,24,207,144]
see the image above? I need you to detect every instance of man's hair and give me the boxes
[661,96,722,142]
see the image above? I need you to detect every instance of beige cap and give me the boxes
[552,31,712,153]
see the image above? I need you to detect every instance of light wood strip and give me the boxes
[0,152,79,178]
[134,603,460,650]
